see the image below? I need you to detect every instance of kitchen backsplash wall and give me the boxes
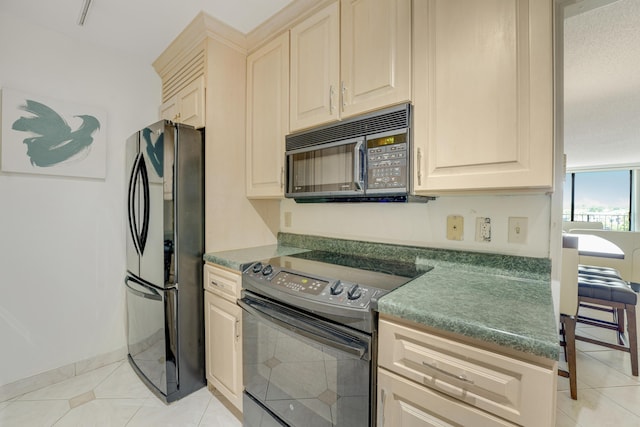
[280,193,552,258]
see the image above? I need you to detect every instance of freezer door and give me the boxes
[125,275,178,398]
[138,120,173,288]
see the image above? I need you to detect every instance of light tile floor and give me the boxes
[1,305,638,426]
[556,305,640,426]
[0,361,241,427]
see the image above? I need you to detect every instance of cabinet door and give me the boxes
[204,291,243,411]
[246,32,289,198]
[340,0,411,118]
[412,0,553,193]
[378,369,517,427]
[159,76,205,129]
[290,2,340,131]
[177,76,205,128]
[160,97,178,123]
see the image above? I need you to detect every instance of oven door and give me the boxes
[240,293,371,427]
[285,137,366,199]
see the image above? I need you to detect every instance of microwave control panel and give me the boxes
[367,138,408,190]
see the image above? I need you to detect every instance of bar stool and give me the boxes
[559,236,579,399]
[576,271,638,377]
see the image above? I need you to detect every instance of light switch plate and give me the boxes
[508,217,528,244]
[447,215,464,241]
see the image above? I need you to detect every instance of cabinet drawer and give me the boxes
[204,264,241,302]
[378,368,516,427]
[378,319,555,426]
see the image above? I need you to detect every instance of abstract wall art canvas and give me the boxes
[1,88,107,179]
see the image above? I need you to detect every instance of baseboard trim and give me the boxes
[0,347,126,402]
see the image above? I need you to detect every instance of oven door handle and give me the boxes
[239,297,368,360]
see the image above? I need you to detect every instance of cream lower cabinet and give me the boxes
[160,75,205,129]
[204,264,242,412]
[378,369,516,427]
[412,0,553,193]
[377,318,556,427]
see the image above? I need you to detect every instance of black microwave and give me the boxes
[285,103,430,203]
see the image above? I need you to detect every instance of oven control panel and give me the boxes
[244,261,374,309]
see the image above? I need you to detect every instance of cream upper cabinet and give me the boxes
[290,2,340,131]
[412,0,553,193]
[203,264,243,412]
[289,0,411,132]
[246,32,290,198]
[160,75,205,129]
[340,0,412,119]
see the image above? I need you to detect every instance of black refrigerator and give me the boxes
[125,120,205,403]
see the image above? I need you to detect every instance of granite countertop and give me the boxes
[377,259,559,361]
[204,233,558,361]
[203,244,308,271]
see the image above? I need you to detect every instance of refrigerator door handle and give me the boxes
[127,154,141,255]
[127,154,151,256]
[138,155,150,254]
[125,276,162,301]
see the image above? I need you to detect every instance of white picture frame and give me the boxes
[1,87,107,179]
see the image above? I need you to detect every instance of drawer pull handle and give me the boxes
[422,361,474,385]
[210,280,220,287]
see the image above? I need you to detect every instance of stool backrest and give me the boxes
[560,236,578,316]
[560,235,579,316]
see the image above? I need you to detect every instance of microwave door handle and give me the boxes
[353,139,365,191]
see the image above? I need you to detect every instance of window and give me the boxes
[563,170,632,231]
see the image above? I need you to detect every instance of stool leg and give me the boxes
[616,307,626,345]
[562,314,578,399]
[627,304,638,376]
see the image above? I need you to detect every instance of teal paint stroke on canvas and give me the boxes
[11,99,100,167]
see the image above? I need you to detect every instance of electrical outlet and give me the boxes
[508,217,528,244]
[447,215,464,241]
[475,217,491,242]
[284,211,292,228]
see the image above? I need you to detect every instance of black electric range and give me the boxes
[242,250,426,334]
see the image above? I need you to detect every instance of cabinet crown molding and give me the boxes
[153,11,247,79]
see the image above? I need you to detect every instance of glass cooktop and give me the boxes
[263,250,427,292]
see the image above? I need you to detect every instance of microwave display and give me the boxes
[367,133,407,148]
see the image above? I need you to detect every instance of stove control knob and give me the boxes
[252,262,263,273]
[347,284,362,300]
[330,282,344,295]
[262,264,273,276]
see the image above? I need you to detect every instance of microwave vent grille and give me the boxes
[286,103,410,151]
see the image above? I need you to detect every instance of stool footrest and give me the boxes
[576,334,630,352]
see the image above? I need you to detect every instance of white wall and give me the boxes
[0,13,160,386]
[281,194,552,258]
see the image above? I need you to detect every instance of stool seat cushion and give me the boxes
[578,265,622,279]
[578,276,637,305]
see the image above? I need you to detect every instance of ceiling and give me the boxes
[1,0,638,171]
[0,0,293,63]
[564,0,640,170]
